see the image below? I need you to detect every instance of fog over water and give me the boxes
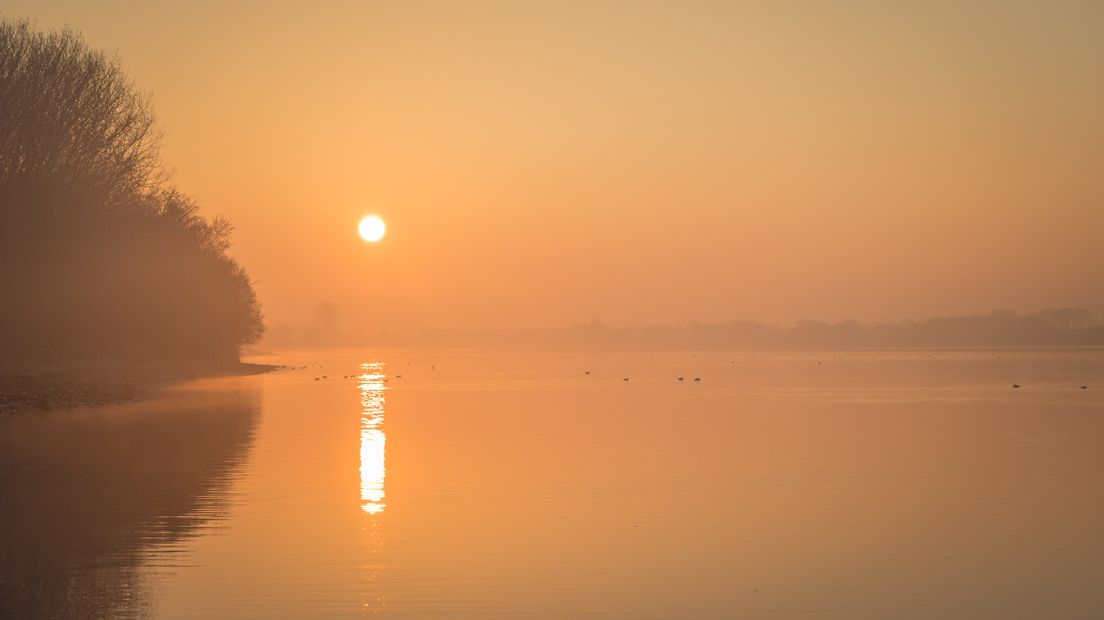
[3,348,1102,618]
[2,3,1103,618]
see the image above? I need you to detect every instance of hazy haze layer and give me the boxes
[8,1,1103,331]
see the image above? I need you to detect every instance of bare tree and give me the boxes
[0,19,161,204]
[0,19,263,365]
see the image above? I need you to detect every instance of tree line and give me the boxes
[559,309,1104,350]
[0,19,262,365]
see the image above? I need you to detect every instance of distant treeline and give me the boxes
[555,309,1104,349]
[0,20,262,365]
[262,308,1104,350]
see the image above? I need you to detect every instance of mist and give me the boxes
[4,5,1104,619]
[5,1,1102,335]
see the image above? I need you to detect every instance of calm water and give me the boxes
[2,349,1103,619]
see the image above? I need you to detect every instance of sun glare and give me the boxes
[358,215,386,242]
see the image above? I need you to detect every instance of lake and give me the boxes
[2,349,1103,618]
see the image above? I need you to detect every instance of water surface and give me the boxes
[2,349,1103,618]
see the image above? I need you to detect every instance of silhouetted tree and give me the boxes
[0,20,160,203]
[0,19,262,365]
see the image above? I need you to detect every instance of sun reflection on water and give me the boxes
[357,363,387,515]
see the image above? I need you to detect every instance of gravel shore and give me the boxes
[0,363,276,415]
[0,372,139,414]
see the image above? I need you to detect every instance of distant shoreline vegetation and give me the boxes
[554,309,1104,350]
[0,20,263,367]
[263,309,1104,350]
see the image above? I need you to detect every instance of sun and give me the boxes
[358,215,386,242]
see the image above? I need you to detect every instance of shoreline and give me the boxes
[0,362,278,415]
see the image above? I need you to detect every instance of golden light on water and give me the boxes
[357,362,387,515]
[358,215,386,243]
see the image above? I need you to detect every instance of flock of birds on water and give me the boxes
[289,357,1090,390]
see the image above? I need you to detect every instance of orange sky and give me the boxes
[7,1,1104,333]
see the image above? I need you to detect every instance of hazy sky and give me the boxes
[6,1,1103,332]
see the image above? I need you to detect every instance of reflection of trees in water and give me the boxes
[0,388,261,619]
